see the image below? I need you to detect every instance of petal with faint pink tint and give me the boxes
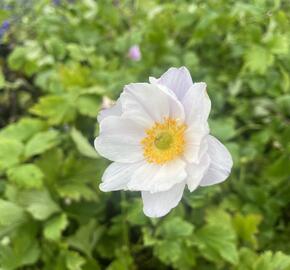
[121,83,184,128]
[155,67,193,99]
[200,135,233,186]
[94,116,145,163]
[141,182,185,218]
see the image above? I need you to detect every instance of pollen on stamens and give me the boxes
[141,118,187,164]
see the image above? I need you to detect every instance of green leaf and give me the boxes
[57,182,96,201]
[59,63,91,88]
[0,9,10,23]
[70,128,99,159]
[24,130,60,158]
[8,47,27,71]
[68,220,102,257]
[173,243,196,270]
[254,251,290,270]
[7,164,44,189]
[154,240,182,265]
[157,217,194,239]
[16,190,60,220]
[237,248,258,270]
[35,149,63,186]
[233,213,262,248]
[0,199,27,233]
[277,95,290,116]
[195,209,238,265]
[0,118,46,142]
[244,46,274,74]
[209,117,236,141]
[0,224,40,270]
[268,34,289,55]
[107,248,134,270]
[126,198,148,226]
[75,94,101,117]
[65,251,86,270]
[0,138,24,172]
[195,224,239,265]
[30,95,76,125]
[44,213,68,241]
[265,154,290,182]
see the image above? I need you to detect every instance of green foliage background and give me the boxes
[0,0,290,269]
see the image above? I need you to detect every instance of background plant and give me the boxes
[0,0,290,269]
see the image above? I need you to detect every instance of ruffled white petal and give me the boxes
[120,83,184,128]
[99,161,143,191]
[141,182,185,218]
[183,126,208,163]
[155,67,193,100]
[182,82,211,126]
[186,153,210,192]
[149,76,158,84]
[94,116,145,163]
[200,135,233,186]
[97,99,122,123]
[127,159,187,193]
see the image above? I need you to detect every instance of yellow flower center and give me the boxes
[141,118,187,164]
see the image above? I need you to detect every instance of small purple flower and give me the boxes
[1,21,10,31]
[0,20,10,40]
[52,0,61,5]
[128,45,141,61]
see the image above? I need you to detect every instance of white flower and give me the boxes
[95,67,233,218]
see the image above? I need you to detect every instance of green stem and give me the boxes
[121,191,130,251]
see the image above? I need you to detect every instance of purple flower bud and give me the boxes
[128,45,141,61]
[1,21,10,31]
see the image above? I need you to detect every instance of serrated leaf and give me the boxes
[44,213,68,241]
[59,63,90,89]
[24,130,60,158]
[0,138,24,172]
[35,149,63,186]
[195,224,239,265]
[173,243,196,270]
[244,46,274,74]
[268,34,289,55]
[8,47,27,71]
[126,198,148,226]
[0,118,46,142]
[154,240,182,265]
[7,164,44,189]
[70,127,99,159]
[67,220,102,257]
[254,251,290,270]
[30,95,76,125]
[157,217,194,239]
[107,248,134,270]
[233,213,262,248]
[57,182,96,201]
[0,199,27,231]
[0,224,40,270]
[75,94,101,117]
[194,209,239,264]
[16,190,60,220]
[65,251,86,270]
[209,118,236,141]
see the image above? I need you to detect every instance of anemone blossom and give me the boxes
[94,67,233,217]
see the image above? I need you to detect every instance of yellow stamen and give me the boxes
[141,118,187,164]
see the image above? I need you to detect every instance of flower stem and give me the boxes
[121,191,130,251]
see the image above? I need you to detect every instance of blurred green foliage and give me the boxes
[0,0,290,269]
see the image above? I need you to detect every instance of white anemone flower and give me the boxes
[94,67,233,218]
